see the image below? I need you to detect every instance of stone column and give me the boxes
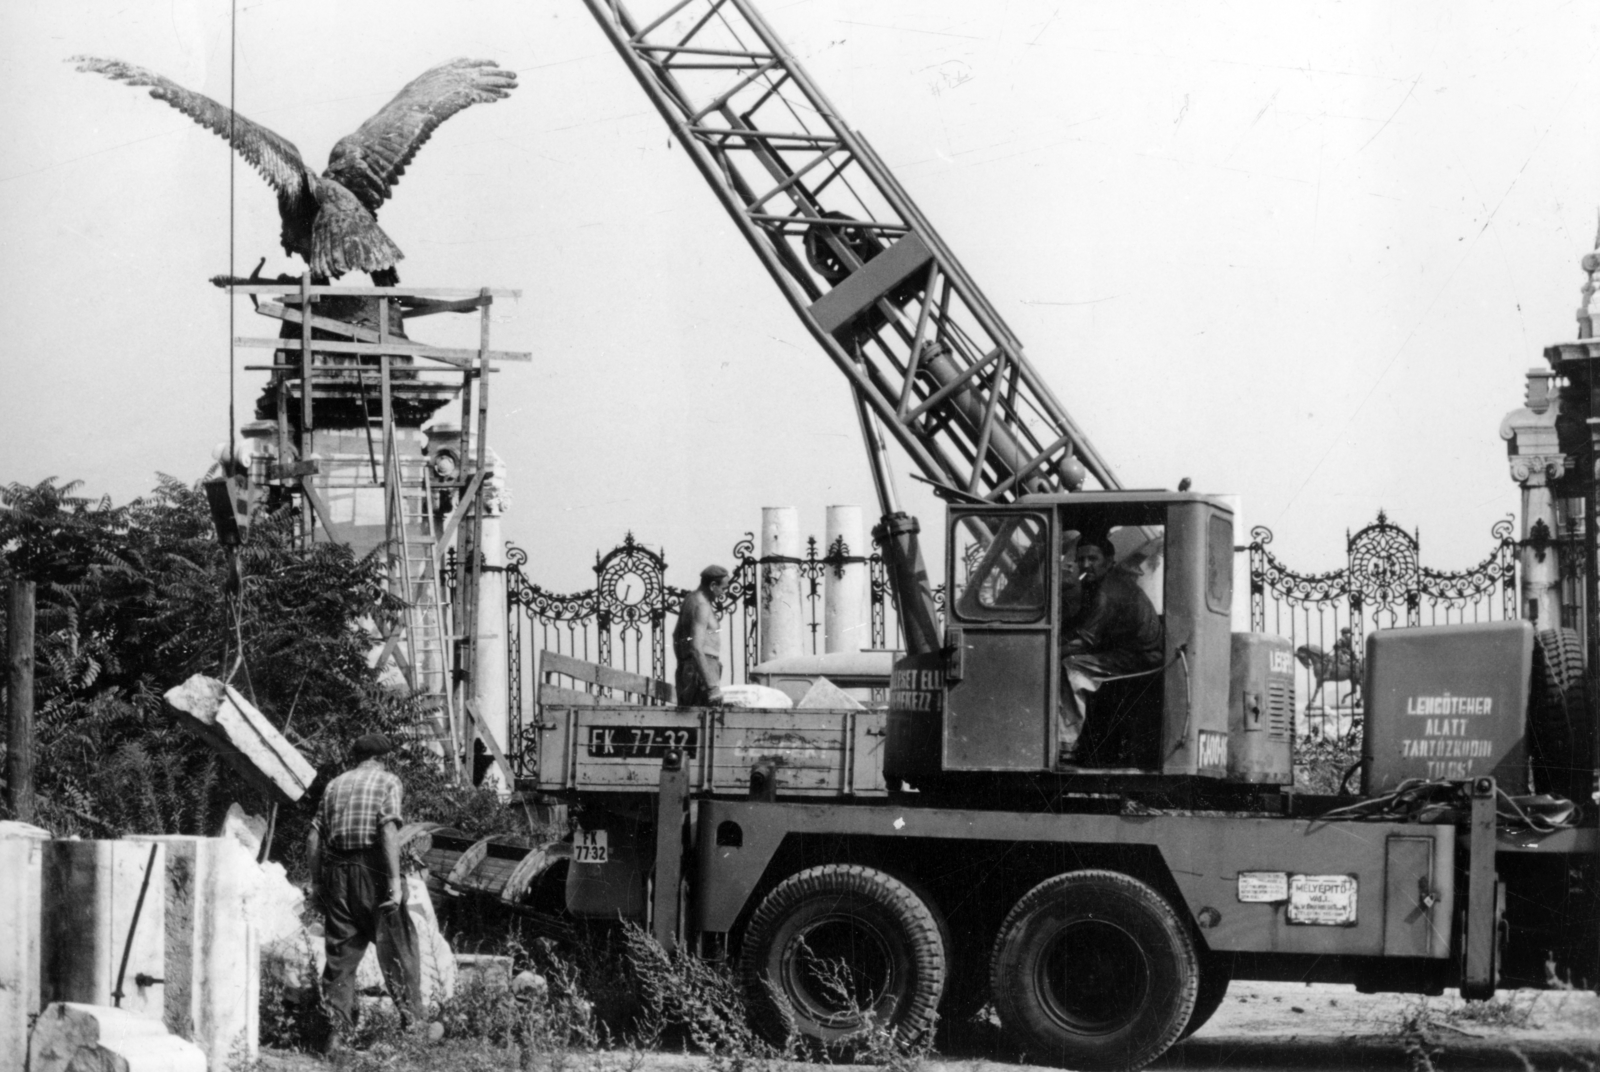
[759,507,804,662]
[824,505,868,653]
[1500,368,1568,630]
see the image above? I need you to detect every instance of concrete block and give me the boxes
[163,674,316,803]
[40,840,167,1022]
[29,1001,205,1072]
[129,835,260,1070]
[0,822,48,1072]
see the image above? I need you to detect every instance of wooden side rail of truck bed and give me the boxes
[535,703,887,796]
[532,649,888,797]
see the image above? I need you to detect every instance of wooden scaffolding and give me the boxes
[226,275,527,782]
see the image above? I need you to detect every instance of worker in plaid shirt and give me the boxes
[307,733,422,1039]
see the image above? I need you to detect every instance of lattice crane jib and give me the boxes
[583,0,1120,502]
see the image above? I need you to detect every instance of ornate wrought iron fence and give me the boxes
[502,531,928,775]
[1250,511,1517,739]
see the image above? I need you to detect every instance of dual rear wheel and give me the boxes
[741,864,1210,1071]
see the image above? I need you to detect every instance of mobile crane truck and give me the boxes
[480,4,1600,1070]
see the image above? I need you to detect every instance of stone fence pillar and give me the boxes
[1501,368,1568,630]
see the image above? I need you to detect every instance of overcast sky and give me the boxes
[4,0,1598,594]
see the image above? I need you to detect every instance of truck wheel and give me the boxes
[1530,628,1592,803]
[740,864,945,1050]
[1178,951,1232,1040]
[990,870,1198,1071]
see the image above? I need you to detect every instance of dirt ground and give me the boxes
[258,981,1600,1072]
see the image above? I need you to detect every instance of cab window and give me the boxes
[951,513,1049,623]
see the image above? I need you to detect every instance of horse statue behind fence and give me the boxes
[1295,627,1363,708]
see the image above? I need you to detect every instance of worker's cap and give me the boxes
[700,564,731,580]
[351,733,394,760]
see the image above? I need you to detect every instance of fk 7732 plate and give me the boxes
[587,725,700,758]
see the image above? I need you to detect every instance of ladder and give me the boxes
[583,0,1121,501]
[388,449,459,760]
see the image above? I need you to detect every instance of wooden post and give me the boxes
[299,272,314,545]
[6,580,35,823]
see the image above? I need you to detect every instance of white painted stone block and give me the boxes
[40,840,167,1022]
[129,835,260,1071]
[29,1001,205,1072]
[0,822,48,1072]
[163,674,316,803]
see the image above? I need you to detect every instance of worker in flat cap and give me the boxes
[673,564,729,706]
[307,732,423,1044]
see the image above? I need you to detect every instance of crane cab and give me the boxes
[886,491,1288,785]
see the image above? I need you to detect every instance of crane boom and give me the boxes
[583,0,1121,501]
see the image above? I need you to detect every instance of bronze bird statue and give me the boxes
[70,56,517,284]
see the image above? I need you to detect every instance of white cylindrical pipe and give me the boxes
[760,507,804,662]
[824,505,868,653]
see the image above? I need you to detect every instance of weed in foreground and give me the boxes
[1442,993,1541,1030]
[794,943,933,1072]
[1398,1002,1442,1072]
[621,922,791,1072]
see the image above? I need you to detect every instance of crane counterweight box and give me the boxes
[1361,620,1532,794]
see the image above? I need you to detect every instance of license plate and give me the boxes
[587,725,699,758]
[573,829,608,865]
[1287,874,1358,925]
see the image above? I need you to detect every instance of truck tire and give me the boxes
[1177,951,1232,1040]
[739,864,946,1050]
[1530,627,1592,803]
[990,870,1198,1071]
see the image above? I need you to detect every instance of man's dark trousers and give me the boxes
[321,845,423,1026]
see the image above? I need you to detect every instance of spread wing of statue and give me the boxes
[70,56,518,284]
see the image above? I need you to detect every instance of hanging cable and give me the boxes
[227,0,238,452]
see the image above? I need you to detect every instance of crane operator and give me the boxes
[1059,532,1164,762]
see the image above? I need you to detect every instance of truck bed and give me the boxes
[534,703,887,796]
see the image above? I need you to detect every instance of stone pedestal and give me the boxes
[759,507,804,663]
[0,822,48,1071]
[128,836,260,1071]
[40,840,167,1022]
